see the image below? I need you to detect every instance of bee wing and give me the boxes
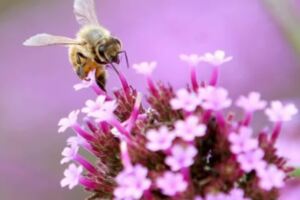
[74,0,99,26]
[23,33,82,46]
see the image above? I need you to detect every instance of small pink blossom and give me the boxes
[165,144,198,171]
[179,54,202,66]
[82,95,117,122]
[200,50,232,66]
[146,126,175,151]
[257,164,285,191]
[236,92,267,113]
[132,61,157,76]
[198,86,232,111]
[228,127,258,154]
[156,172,188,196]
[228,188,250,200]
[73,70,96,91]
[58,110,80,133]
[237,148,266,173]
[67,136,88,147]
[265,101,298,122]
[60,164,83,190]
[60,145,79,164]
[174,116,206,141]
[170,88,201,112]
[114,164,151,200]
[205,193,228,200]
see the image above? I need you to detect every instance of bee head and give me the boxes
[97,37,121,64]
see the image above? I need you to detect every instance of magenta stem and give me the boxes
[271,122,282,144]
[107,118,131,139]
[147,77,159,97]
[127,94,142,132]
[202,110,212,123]
[243,112,253,126]
[99,122,110,134]
[117,72,130,97]
[181,167,190,182]
[120,141,132,168]
[75,154,97,174]
[144,189,154,200]
[190,66,199,92]
[72,124,95,142]
[209,66,219,86]
[79,177,99,190]
[216,111,225,128]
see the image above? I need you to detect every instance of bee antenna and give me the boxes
[118,51,130,68]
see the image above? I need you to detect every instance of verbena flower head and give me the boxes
[236,92,267,113]
[51,49,296,200]
[171,88,200,112]
[58,110,80,133]
[198,86,232,111]
[132,61,157,76]
[114,164,151,200]
[174,115,207,141]
[200,50,233,66]
[265,101,298,122]
[156,171,188,196]
[165,144,197,171]
[60,164,83,190]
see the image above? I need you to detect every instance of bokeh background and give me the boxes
[1,0,300,199]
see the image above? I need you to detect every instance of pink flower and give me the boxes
[156,172,188,196]
[60,145,79,164]
[73,70,95,91]
[205,193,228,200]
[257,164,285,191]
[228,188,250,200]
[132,61,157,76]
[237,148,266,173]
[165,144,198,171]
[82,95,117,122]
[200,50,232,66]
[228,127,258,154]
[236,92,267,113]
[60,164,83,190]
[114,164,151,200]
[58,110,80,133]
[198,86,232,111]
[265,101,298,122]
[174,115,206,141]
[67,136,88,147]
[146,126,175,151]
[179,54,202,66]
[170,88,201,112]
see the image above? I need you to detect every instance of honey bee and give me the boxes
[23,0,128,91]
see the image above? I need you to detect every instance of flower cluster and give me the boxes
[57,50,297,200]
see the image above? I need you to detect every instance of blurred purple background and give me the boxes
[1,0,300,199]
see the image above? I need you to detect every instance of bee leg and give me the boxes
[76,52,88,79]
[95,73,106,91]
